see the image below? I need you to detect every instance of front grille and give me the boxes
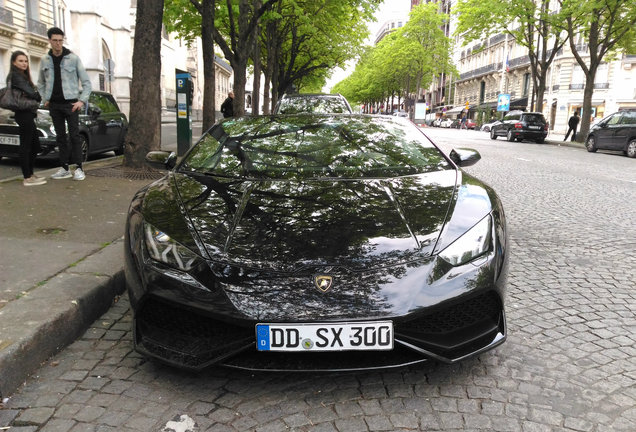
[398,291,501,334]
[396,291,503,359]
[135,297,253,369]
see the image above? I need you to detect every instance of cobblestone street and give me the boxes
[2,128,635,432]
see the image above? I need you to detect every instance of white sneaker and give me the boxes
[23,176,47,186]
[51,167,72,179]
[73,167,86,181]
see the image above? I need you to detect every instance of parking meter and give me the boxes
[176,71,192,156]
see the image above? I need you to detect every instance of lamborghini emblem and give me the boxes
[314,275,333,292]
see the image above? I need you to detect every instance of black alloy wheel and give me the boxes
[626,139,636,158]
[585,136,597,153]
[506,130,515,142]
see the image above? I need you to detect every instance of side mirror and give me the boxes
[450,148,481,167]
[88,104,102,118]
[146,151,177,170]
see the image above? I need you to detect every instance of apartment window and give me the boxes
[25,0,38,20]
[570,65,585,90]
[594,63,609,88]
[522,73,531,97]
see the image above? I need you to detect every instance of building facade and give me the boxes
[444,1,636,133]
[0,0,233,119]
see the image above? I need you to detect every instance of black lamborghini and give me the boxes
[124,114,509,371]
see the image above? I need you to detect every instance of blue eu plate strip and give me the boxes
[256,325,270,351]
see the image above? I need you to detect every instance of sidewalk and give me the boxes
[0,134,585,399]
[0,156,158,398]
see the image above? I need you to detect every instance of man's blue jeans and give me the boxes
[49,102,83,167]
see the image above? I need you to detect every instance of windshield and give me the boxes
[275,96,351,114]
[178,115,452,180]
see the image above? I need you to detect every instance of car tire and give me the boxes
[483,126,490,132]
[536,138,545,144]
[490,129,497,140]
[506,130,515,142]
[114,139,125,156]
[585,136,597,153]
[626,139,636,158]
[79,134,89,162]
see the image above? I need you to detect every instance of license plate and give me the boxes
[0,134,19,145]
[256,322,393,352]
[528,125,540,130]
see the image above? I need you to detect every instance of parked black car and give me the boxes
[489,110,548,143]
[585,110,636,158]
[0,91,127,161]
[125,114,509,371]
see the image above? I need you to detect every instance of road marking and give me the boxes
[515,158,531,161]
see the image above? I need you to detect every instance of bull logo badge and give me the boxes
[314,275,333,292]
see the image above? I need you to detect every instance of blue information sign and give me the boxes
[497,94,510,112]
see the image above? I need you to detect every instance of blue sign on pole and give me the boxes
[497,94,511,112]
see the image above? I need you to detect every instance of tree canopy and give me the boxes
[334,2,455,114]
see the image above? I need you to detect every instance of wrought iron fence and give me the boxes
[26,18,47,37]
[0,7,14,26]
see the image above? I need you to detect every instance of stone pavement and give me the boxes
[0,157,159,397]
[1,130,634,432]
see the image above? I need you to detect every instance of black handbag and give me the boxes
[0,78,40,111]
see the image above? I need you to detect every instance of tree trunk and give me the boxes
[263,72,271,115]
[251,0,262,115]
[124,0,164,169]
[200,0,216,131]
[578,73,596,142]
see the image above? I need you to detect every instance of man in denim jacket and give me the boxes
[37,27,92,181]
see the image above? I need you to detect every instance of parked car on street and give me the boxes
[439,118,453,128]
[452,119,477,129]
[585,109,636,158]
[127,114,509,371]
[480,120,498,132]
[0,91,128,162]
[489,111,548,143]
[273,93,352,114]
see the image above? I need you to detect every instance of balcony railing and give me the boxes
[552,84,560,91]
[594,82,609,89]
[459,62,502,81]
[489,33,506,46]
[508,55,530,69]
[0,7,14,26]
[569,83,584,90]
[26,18,47,37]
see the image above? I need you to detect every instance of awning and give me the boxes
[509,97,528,109]
[478,101,497,110]
[445,105,465,114]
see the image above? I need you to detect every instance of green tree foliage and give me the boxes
[165,0,379,116]
[454,0,567,113]
[557,0,636,140]
[261,0,379,108]
[334,3,455,115]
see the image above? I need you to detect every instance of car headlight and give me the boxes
[439,215,492,266]
[144,222,200,271]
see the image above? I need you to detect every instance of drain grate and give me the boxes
[88,166,166,181]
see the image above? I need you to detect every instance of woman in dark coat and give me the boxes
[7,50,45,186]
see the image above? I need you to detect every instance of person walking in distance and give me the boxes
[37,27,91,180]
[221,91,234,118]
[564,110,580,142]
[7,51,45,186]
